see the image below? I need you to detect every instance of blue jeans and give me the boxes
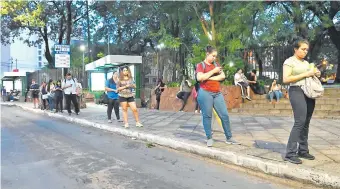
[197,88,232,140]
[48,95,54,111]
[269,90,282,102]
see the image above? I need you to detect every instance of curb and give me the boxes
[3,103,340,189]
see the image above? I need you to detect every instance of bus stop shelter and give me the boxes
[85,55,142,101]
[1,71,28,97]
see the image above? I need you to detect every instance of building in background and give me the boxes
[0,30,54,78]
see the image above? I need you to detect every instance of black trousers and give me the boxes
[55,95,63,111]
[41,98,47,109]
[177,91,191,111]
[107,98,120,120]
[65,94,79,114]
[286,86,315,158]
[156,94,161,110]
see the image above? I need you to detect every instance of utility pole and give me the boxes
[86,0,91,62]
[107,33,110,55]
[10,58,13,71]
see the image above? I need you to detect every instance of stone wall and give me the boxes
[150,86,254,112]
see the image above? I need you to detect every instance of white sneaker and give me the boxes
[108,119,112,123]
[124,123,129,128]
[136,122,143,127]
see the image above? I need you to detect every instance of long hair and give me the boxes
[55,80,62,87]
[47,79,53,92]
[157,78,163,86]
[119,66,132,81]
[109,72,119,84]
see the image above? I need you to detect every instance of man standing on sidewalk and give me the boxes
[62,73,79,116]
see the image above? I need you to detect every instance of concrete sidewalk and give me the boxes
[2,102,340,188]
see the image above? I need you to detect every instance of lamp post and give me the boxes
[156,43,165,81]
[80,45,86,79]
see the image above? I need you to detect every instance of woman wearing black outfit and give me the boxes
[54,80,64,113]
[155,78,166,110]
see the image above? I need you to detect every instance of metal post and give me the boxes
[107,33,110,55]
[157,51,159,80]
[82,51,85,81]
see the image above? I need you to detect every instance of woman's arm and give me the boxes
[283,65,315,84]
[208,71,226,81]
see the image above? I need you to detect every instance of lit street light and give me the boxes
[156,43,165,81]
[80,45,86,79]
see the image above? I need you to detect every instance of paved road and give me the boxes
[1,105,302,189]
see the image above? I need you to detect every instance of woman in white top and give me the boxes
[283,38,321,164]
[234,68,251,100]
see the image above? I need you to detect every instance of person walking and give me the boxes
[105,72,121,123]
[62,73,79,116]
[196,45,240,147]
[283,38,321,164]
[154,78,166,110]
[117,66,143,128]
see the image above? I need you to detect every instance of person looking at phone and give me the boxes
[62,72,79,115]
[196,45,240,147]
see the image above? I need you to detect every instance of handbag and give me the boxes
[42,94,49,99]
[301,76,324,99]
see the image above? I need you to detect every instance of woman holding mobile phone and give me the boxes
[196,46,240,147]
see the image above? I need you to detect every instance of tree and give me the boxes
[1,1,90,69]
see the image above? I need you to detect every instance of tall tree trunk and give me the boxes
[42,26,53,68]
[64,1,72,75]
[58,15,65,44]
[66,1,72,45]
[328,1,340,83]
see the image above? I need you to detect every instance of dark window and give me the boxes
[144,78,149,83]
[38,56,42,61]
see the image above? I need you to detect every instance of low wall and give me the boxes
[151,86,254,112]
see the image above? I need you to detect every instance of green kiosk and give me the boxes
[85,55,143,106]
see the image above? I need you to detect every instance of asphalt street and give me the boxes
[1,105,306,189]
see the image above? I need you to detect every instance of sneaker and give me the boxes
[226,138,241,145]
[298,153,315,160]
[246,96,252,101]
[207,138,214,147]
[117,119,123,122]
[136,122,143,127]
[108,119,112,123]
[124,123,129,128]
[284,156,302,164]
[76,112,79,115]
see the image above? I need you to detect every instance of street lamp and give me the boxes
[156,43,165,81]
[80,45,86,79]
